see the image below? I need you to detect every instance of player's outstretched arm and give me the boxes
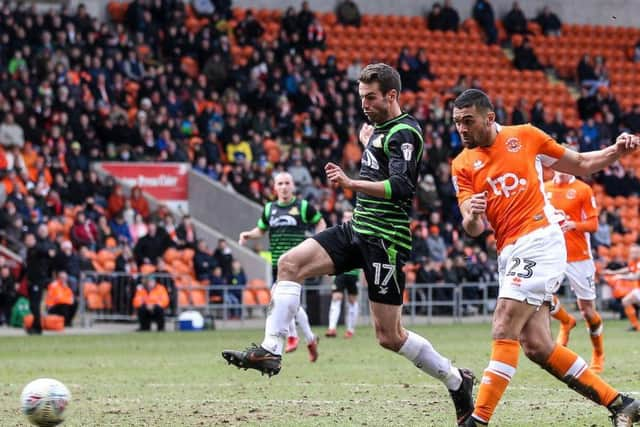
[460,193,486,237]
[552,132,640,176]
[239,227,265,245]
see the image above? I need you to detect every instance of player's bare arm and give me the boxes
[460,193,486,237]
[561,215,597,233]
[552,132,640,176]
[239,227,265,245]
[325,162,387,198]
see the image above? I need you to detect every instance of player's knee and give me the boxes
[520,338,552,364]
[375,329,403,352]
[277,251,302,282]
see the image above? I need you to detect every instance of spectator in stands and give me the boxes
[511,98,529,125]
[426,2,447,31]
[109,212,133,246]
[132,275,169,332]
[336,0,361,27]
[411,223,430,262]
[214,238,233,278]
[45,271,76,327]
[281,6,300,38]
[25,227,56,335]
[54,240,87,292]
[440,0,460,31]
[426,225,447,262]
[227,259,246,318]
[70,211,98,250]
[175,214,197,249]
[133,222,173,266]
[194,239,217,282]
[306,16,326,49]
[503,2,528,36]
[473,0,498,45]
[234,9,264,47]
[129,186,150,220]
[530,99,546,128]
[0,262,18,326]
[535,5,562,36]
[513,38,543,70]
[450,74,470,96]
[592,210,612,250]
[0,113,24,149]
[67,170,92,206]
[580,118,600,152]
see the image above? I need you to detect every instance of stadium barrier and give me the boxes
[78,271,606,327]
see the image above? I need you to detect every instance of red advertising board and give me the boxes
[100,162,189,201]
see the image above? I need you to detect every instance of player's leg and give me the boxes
[566,260,604,371]
[363,238,474,425]
[622,289,640,331]
[285,318,298,353]
[520,303,640,425]
[345,293,358,338]
[466,224,565,426]
[326,289,343,337]
[223,225,357,376]
[550,293,576,346]
[294,305,319,362]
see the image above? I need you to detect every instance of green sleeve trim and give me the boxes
[383,123,424,159]
[301,199,309,224]
[383,180,392,199]
[311,212,322,224]
[258,202,272,230]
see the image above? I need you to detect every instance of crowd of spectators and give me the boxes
[0,1,637,325]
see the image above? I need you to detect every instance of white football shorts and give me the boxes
[498,223,567,306]
[564,259,597,300]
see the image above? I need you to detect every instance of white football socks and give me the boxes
[328,298,342,330]
[295,306,315,343]
[288,318,298,339]
[261,281,301,355]
[346,301,358,332]
[398,330,462,390]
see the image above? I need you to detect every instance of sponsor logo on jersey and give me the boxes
[505,137,522,153]
[288,206,299,215]
[269,215,297,227]
[401,142,413,161]
[362,149,379,170]
[486,172,527,198]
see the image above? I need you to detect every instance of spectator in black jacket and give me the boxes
[426,3,447,31]
[503,2,528,36]
[213,238,233,278]
[441,0,460,31]
[335,0,360,27]
[535,5,562,36]
[473,0,498,45]
[194,239,217,282]
[234,9,264,47]
[25,226,57,334]
[513,38,543,71]
[133,222,173,265]
[0,261,18,326]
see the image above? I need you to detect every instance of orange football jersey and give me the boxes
[451,124,566,252]
[545,178,598,262]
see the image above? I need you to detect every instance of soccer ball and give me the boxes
[20,378,71,426]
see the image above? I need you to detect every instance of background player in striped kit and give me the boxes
[238,172,324,362]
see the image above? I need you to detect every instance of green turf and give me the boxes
[1,320,639,426]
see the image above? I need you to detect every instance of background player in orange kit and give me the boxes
[545,169,604,372]
[451,89,640,427]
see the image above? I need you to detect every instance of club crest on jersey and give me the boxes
[288,206,300,215]
[565,189,577,200]
[371,134,383,148]
[473,159,485,170]
[401,143,413,161]
[505,137,522,153]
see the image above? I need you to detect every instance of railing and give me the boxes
[78,272,604,327]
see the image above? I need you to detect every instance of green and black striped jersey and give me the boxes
[257,198,322,268]
[352,113,424,251]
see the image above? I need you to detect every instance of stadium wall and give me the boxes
[188,170,271,282]
[234,0,640,27]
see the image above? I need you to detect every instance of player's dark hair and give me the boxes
[453,89,494,113]
[358,63,401,94]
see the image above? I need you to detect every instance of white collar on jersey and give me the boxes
[495,123,502,133]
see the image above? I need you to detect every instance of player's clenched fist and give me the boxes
[325,162,352,189]
[615,132,640,154]
[469,192,487,217]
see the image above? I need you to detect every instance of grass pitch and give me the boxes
[1,320,639,426]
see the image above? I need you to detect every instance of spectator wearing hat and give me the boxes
[65,141,89,173]
[132,276,170,331]
[426,225,447,262]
